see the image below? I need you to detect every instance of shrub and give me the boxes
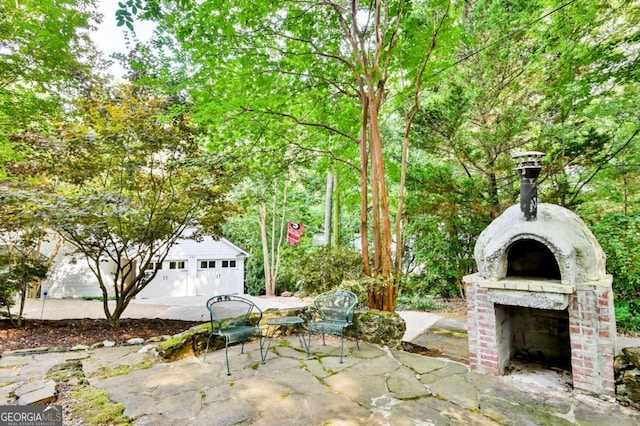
[290,245,363,295]
[615,299,640,334]
[396,293,440,311]
[591,212,640,300]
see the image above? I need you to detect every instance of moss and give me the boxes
[250,363,260,371]
[46,369,86,384]
[280,391,293,399]
[47,360,132,425]
[278,339,292,348]
[69,386,132,425]
[157,324,210,351]
[46,360,86,384]
[91,359,155,380]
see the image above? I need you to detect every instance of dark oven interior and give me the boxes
[495,304,571,371]
[506,239,561,280]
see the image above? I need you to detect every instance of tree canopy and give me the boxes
[1,0,638,324]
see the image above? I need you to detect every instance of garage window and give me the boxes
[199,260,216,269]
[145,262,162,270]
[222,260,237,268]
[169,260,186,270]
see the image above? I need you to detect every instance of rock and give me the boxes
[354,309,406,348]
[616,365,640,408]
[71,344,90,351]
[615,355,632,374]
[14,380,56,406]
[622,347,640,369]
[157,323,214,361]
[127,338,145,345]
[90,342,104,349]
[294,290,307,298]
[281,291,293,297]
[138,344,156,354]
[623,369,640,396]
[103,340,116,347]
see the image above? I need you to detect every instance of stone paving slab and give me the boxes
[3,332,640,425]
[8,298,640,424]
[14,379,56,405]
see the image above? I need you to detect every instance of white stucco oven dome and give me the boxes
[474,203,607,286]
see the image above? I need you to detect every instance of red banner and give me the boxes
[287,221,304,246]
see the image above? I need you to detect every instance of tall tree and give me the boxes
[17,83,236,327]
[122,0,458,311]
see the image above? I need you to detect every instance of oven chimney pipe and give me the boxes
[513,152,544,221]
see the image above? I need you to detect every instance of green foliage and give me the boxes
[0,192,50,324]
[614,299,640,334]
[0,0,98,151]
[0,252,19,317]
[396,293,439,312]
[591,212,640,333]
[7,82,237,327]
[339,276,385,306]
[290,245,363,296]
[591,212,640,300]
[403,161,489,298]
[244,255,266,296]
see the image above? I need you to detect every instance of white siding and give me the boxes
[40,235,248,300]
[42,245,115,298]
[136,237,247,299]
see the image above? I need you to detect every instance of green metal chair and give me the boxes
[306,289,359,363]
[203,294,264,375]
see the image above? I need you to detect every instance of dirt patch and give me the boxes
[432,297,467,317]
[0,298,469,354]
[0,318,204,353]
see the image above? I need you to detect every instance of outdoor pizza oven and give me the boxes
[464,152,617,397]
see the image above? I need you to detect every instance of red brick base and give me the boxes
[465,275,616,397]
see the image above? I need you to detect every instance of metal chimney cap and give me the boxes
[513,151,544,170]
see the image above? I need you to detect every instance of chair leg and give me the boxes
[306,330,312,358]
[260,332,267,364]
[203,334,213,362]
[354,327,360,350]
[339,333,344,364]
[224,338,231,376]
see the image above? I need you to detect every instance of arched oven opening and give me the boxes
[506,239,561,280]
[500,239,569,375]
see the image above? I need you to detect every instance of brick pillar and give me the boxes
[569,280,616,397]
[465,275,500,375]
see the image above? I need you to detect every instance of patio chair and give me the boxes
[306,289,360,363]
[203,294,264,375]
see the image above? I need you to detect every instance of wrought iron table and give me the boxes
[260,316,309,363]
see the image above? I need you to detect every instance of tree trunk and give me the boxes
[359,99,371,278]
[362,75,396,311]
[259,204,274,296]
[332,174,340,246]
[324,172,333,245]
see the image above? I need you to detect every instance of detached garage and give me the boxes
[137,237,249,299]
[41,236,249,299]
